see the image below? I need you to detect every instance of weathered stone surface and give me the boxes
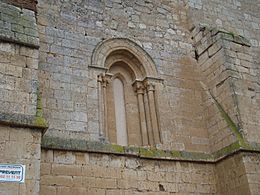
[0,2,39,47]
[40,149,217,194]
[0,0,259,194]
[0,125,42,195]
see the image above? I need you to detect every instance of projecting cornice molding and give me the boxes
[42,136,260,163]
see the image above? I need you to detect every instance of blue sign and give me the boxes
[0,164,25,183]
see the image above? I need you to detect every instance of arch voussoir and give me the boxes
[91,38,159,79]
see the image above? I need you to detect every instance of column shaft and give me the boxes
[137,91,149,145]
[147,84,160,144]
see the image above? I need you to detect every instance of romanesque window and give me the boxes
[91,38,162,147]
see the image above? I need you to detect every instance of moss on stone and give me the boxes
[33,116,47,127]
[213,141,241,159]
[171,150,182,158]
[124,146,140,155]
[110,144,124,153]
[139,148,167,158]
[209,91,246,147]
[34,89,47,128]
[41,136,260,163]
[139,148,156,157]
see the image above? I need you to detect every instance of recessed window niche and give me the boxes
[90,38,163,147]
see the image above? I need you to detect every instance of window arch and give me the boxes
[91,38,162,147]
[106,61,142,146]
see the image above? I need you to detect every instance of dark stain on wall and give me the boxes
[2,0,37,11]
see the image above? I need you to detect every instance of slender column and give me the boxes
[133,81,148,146]
[144,92,153,146]
[97,74,104,139]
[146,82,160,144]
[97,73,112,141]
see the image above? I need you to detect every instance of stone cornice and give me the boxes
[0,112,48,131]
[41,136,260,163]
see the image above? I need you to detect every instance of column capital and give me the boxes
[133,80,145,94]
[144,81,155,92]
[98,73,113,88]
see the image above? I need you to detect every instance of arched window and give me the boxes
[112,77,127,146]
[91,38,162,147]
[105,61,142,146]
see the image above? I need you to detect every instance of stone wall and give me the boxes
[191,26,255,152]
[215,152,260,195]
[0,2,45,195]
[41,148,260,195]
[40,149,216,195]
[243,153,260,194]
[188,0,260,148]
[36,0,260,153]
[0,1,39,117]
[0,1,39,47]
[215,153,251,195]
[0,0,259,194]
[37,0,209,153]
[0,42,39,116]
[0,125,42,195]
[188,0,259,50]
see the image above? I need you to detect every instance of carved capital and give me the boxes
[98,73,113,88]
[145,82,155,92]
[133,80,145,94]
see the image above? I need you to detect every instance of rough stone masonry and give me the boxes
[0,0,259,194]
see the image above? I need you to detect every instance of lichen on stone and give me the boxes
[33,89,47,128]
[110,144,125,153]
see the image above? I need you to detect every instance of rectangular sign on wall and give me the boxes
[0,164,25,183]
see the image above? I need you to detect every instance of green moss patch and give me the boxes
[34,90,47,129]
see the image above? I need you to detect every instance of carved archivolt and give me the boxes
[91,38,158,78]
[91,38,162,146]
